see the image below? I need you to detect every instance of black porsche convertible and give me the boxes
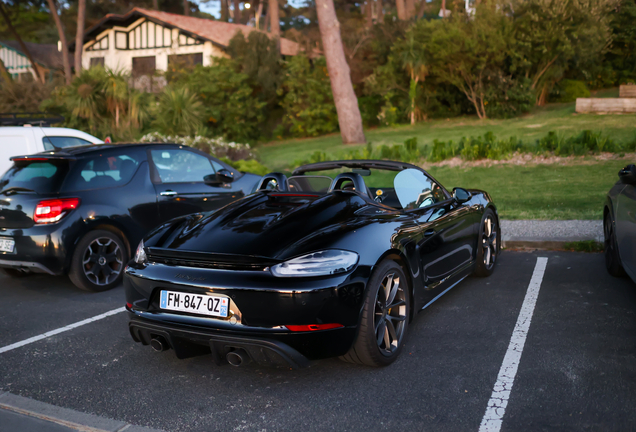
[124,160,500,368]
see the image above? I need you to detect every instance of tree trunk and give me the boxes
[269,0,279,36]
[74,0,86,74]
[221,0,229,21]
[0,2,45,83]
[0,57,12,83]
[396,0,406,19]
[234,0,242,23]
[183,0,189,15]
[377,0,383,23]
[153,0,158,9]
[255,1,263,29]
[315,0,366,144]
[45,0,72,84]
[405,0,415,19]
[417,0,428,18]
[365,0,373,27]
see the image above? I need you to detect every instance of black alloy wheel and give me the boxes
[341,259,410,367]
[475,209,498,277]
[69,230,128,292]
[604,212,625,277]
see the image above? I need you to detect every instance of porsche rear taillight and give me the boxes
[34,198,80,224]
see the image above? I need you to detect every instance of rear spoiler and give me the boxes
[10,155,77,162]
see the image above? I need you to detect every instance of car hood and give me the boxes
[145,192,373,260]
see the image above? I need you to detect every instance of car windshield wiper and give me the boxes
[0,187,35,195]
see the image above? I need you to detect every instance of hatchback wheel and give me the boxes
[604,212,625,277]
[69,230,128,292]
[340,260,410,367]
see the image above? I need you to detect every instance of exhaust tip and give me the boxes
[226,349,251,367]
[150,336,168,352]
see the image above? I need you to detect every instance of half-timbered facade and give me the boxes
[78,8,299,78]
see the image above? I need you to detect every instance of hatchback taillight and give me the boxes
[33,198,80,224]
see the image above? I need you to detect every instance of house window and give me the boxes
[132,56,156,78]
[126,20,172,50]
[115,31,127,49]
[167,53,203,69]
[89,57,105,68]
[87,36,108,51]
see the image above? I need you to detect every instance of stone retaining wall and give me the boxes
[576,98,636,114]
[619,85,636,98]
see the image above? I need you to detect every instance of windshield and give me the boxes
[1,160,70,195]
[393,169,447,210]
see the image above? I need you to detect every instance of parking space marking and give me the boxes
[0,307,125,355]
[479,257,548,432]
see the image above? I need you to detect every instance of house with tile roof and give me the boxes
[75,8,300,79]
[0,40,62,81]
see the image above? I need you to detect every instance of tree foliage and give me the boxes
[511,0,614,105]
[278,55,339,137]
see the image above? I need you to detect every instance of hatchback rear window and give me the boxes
[0,160,70,195]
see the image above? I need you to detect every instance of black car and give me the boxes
[604,164,636,283]
[0,143,261,292]
[124,160,500,368]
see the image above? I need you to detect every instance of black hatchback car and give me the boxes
[0,143,260,291]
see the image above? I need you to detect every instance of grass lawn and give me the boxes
[256,99,635,220]
[427,161,627,220]
[258,103,636,171]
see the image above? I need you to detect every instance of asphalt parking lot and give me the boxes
[1,250,635,432]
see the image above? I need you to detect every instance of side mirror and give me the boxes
[453,187,472,204]
[205,169,234,184]
[619,164,636,185]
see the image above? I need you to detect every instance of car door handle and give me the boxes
[424,229,436,237]
[160,190,178,197]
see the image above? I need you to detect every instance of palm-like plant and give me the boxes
[65,67,107,131]
[102,68,129,128]
[154,86,204,136]
[396,33,428,124]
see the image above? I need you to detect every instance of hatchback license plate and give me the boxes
[160,290,228,318]
[0,238,15,253]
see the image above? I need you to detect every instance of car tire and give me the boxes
[68,230,128,292]
[604,212,626,277]
[340,260,410,367]
[474,209,499,277]
[1,268,29,278]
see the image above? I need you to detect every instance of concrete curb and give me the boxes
[503,240,602,251]
[0,392,163,432]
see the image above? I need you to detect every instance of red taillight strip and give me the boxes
[286,323,343,332]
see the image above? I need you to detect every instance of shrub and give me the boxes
[484,77,534,119]
[139,132,255,161]
[550,80,591,103]
[171,59,267,143]
[279,55,339,137]
[220,158,270,176]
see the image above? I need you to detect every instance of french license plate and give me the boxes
[0,237,15,253]
[160,290,228,318]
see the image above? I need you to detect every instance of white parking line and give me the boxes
[0,307,125,355]
[479,257,548,432]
